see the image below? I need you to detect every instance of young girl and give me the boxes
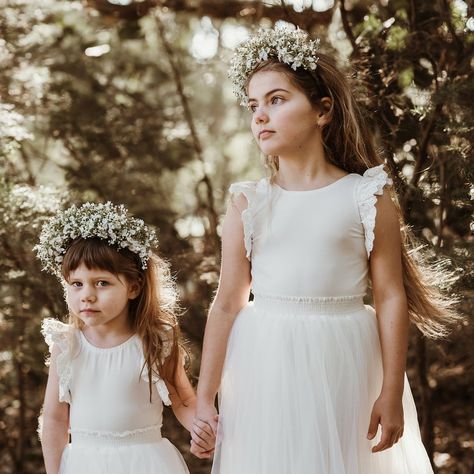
[37,202,215,473]
[193,27,454,473]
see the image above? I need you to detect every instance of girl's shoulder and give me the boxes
[353,164,393,257]
[41,318,79,353]
[135,326,174,406]
[228,178,270,259]
[352,163,392,189]
[352,164,393,203]
[41,318,80,403]
[229,177,269,200]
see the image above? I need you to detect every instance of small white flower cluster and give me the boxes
[229,26,320,106]
[35,202,158,275]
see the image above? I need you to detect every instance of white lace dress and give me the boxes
[211,165,434,474]
[41,320,189,474]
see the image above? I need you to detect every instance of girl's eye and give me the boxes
[97,281,109,287]
[271,96,283,105]
[70,281,82,288]
[249,104,257,113]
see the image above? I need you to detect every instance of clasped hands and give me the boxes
[190,410,219,459]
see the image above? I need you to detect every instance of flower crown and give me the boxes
[229,26,320,106]
[35,202,158,275]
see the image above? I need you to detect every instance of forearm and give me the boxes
[41,417,69,474]
[197,302,240,405]
[374,294,409,397]
[171,392,197,432]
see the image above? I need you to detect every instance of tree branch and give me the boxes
[441,0,464,53]
[87,0,333,28]
[155,14,219,245]
[339,0,358,54]
[410,102,442,188]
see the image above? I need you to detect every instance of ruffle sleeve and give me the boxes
[41,318,75,403]
[356,164,393,257]
[135,333,172,407]
[229,178,267,260]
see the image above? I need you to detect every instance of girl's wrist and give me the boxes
[196,387,217,404]
[196,395,216,409]
[380,380,404,399]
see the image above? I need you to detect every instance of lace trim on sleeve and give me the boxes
[229,181,258,260]
[41,318,74,403]
[229,179,270,260]
[159,324,174,364]
[356,164,393,257]
[136,338,172,406]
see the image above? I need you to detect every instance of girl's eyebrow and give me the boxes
[69,275,112,280]
[248,88,290,102]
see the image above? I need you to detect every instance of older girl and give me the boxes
[193,27,452,473]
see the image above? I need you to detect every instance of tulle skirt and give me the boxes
[212,295,433,474]
[59,430,189,474]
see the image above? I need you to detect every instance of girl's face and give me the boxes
[248,70,321,158]
[66,263,139,330]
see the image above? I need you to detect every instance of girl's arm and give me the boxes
[193,194,252,449]
[41,344,69,474]
[166,358,216,458]
[167,361,197,431]
[367,188,408,453]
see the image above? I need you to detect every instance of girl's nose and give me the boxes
[81,290,96,303]
[254,106,269,124]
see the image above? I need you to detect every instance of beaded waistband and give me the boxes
[70,424,162,447]
[252,293,366,315]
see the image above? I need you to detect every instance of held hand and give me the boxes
[190,439,214,459]
[195,402,219,435]
[190,403,219,459]
[367,393,404,453]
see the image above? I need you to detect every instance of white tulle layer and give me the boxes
[59,436,189,474]
[212,296,433,474]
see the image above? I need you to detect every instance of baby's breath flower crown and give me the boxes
[35,202,158,276]
[229,26,320,106]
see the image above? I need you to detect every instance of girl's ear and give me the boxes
[128,280,141,300]
[316,97,333,128]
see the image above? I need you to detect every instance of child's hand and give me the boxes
[195,403,219,435]
[367,392,404,453]
[190,415,219,459]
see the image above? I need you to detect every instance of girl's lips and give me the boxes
[259,130,275,139]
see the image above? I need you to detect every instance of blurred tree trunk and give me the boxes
[156,13,219,251]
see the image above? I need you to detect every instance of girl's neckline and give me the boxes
[80,330,138,352]
[272,173,354,193]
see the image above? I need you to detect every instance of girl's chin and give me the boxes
[258,145,281,155]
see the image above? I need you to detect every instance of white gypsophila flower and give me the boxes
[34,202,158,276]
[229,26,320,106]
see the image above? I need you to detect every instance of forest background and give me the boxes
[0,1,472,473]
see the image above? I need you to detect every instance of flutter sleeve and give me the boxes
[229,180,264,260]
[136,327,175,406]
[41,318,74,403]
[356,164,393,258]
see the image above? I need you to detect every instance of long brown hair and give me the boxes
[61,237,184,396]
[247,55,458,338]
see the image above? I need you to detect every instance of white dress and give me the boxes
[41,320,189,474]
[212,165,434,474]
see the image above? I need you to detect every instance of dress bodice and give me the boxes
[42,320,171,436]
[229,165,392,299]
